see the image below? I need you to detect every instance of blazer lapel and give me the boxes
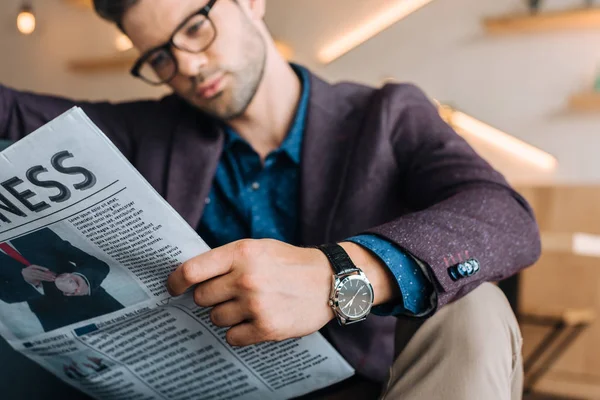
[166,110,224,229]
[0,241,29,270]
[0,249,17,265]
[300,74,364,245]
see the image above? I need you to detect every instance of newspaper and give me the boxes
[0,108,354,400]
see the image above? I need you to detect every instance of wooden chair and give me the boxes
[520,307,596,393]
[499,273,596,394]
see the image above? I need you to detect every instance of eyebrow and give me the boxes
[140,2,209,55]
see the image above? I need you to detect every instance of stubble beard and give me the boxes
[192,22,267,121]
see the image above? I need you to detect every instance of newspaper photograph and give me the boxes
[0,108,354,400]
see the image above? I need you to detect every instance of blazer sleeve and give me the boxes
[366,84,541,313]
[45,230,110,293]
[0,84,145,158]
[0,277,43,304]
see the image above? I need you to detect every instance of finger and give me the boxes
[26,271,44,279]
[226,323,265,347]
[41,271,57,280]
[167,242,237,296]
[210,301,248,327]
[225,321,279,346]
[39,272,56,281]
[30,268,56,277]
[194,274,238,307]
[30,265,51,272]
[24,269,42,277]
[30,271,56,281]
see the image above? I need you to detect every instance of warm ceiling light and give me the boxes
[17,4,36,35]
[440,105,558,171]
[274,40,294,61]
[115,33,133,52]
[573,233,600,258]
[318,0,435,64]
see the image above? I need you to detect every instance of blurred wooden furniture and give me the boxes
[521,307,596,393]
[484,7,600,35]
[67,54,137,74]
[515,186,600,398]
[569,92,600,113]
[64,0,93,8]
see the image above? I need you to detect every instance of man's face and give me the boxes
[123,0,267,120]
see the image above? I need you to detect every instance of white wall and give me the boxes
[1,0,598,184]
[266,0,600,184]
[0,0,165,101]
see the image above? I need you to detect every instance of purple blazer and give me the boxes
[0,72,541,382]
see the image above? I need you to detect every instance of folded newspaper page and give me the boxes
[0,108,354,400]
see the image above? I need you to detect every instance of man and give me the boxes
[0,0,540,398]
[64,361,89,381]
[83,356,109,373]
[0,228,124,332]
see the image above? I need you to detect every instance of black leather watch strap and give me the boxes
[316,243,359,276]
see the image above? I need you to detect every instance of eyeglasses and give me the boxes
[131,0,218,85]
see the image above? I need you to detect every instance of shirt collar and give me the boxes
[224,64,310,165]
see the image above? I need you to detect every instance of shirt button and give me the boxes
[205,197,211,204]
[251,182,260,191]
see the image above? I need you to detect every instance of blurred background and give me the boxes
[1,0,600,398]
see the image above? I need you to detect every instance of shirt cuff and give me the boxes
[345,234,435,317]
[72,273,92,296]
[29,282,45,296]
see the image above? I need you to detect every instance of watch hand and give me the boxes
[343,296,355,310]
[350,288,362,303]
[344,288,362,310]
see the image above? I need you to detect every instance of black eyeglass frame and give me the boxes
[130,0,218,85]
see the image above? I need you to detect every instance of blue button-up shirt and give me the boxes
[198,65,433,316]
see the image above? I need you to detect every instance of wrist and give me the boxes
[310,248,336,322]
[339,241,399,306]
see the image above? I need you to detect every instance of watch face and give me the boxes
[336,276,373,319]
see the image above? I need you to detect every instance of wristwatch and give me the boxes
[316,243,374,326]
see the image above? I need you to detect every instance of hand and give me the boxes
[21,265,56,286]
[167,239,335,347]
[55,273,89,296]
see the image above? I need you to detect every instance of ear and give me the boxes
[244,0,266,20]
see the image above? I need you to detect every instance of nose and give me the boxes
[173,48,209,78]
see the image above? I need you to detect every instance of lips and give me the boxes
[196,73,225,99]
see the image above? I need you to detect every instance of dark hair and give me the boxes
[93,0,139,31]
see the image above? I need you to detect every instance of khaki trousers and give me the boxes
[309,283,524,400]
[380,282,524,400]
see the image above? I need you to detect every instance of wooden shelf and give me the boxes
[521,307,596,326]
[569,92,600,112]
[541,232,600,257]
[67,54,137,74]
[63,0,93,8]
[484,7,600,34]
